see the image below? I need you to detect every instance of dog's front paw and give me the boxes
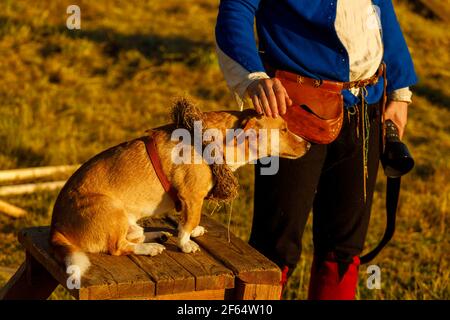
[191,226,206,238]
[135,243,166,256]
[179,240,200,253]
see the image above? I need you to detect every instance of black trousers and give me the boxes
[249,102,382,271]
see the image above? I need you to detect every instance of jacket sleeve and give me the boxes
[215,0,265,73]
[379,0,418,93]
[216,44,269,109]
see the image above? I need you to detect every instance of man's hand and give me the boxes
[246,78,292,118]
[384,100,408,139]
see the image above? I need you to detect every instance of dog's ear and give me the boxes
[237,109,262,130]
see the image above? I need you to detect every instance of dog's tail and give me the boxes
[50,230,91,277]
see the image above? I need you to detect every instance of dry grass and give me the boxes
[0,0,448,300]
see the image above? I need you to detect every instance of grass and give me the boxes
[0,0,448,300]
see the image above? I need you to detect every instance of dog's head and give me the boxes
[238,109,311,159]
[170,99,310,161]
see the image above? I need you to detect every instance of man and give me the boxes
[215,0,417,299]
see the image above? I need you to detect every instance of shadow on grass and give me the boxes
[414,83,450,110]
[0,134,46,168]
[60,26,214,67]
[0,15,215,67]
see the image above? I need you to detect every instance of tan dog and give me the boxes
[49,106,310,276]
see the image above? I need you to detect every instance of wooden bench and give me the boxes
[0,214,281,300]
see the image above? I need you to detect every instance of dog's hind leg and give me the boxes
[112,238,165,256]
[111,217,165,256]
[126,224,145,243]
[132,243,166,255]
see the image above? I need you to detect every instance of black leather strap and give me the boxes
[360,177,400,264]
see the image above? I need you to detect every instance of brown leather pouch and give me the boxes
[276,70,344,144]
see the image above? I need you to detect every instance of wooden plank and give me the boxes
[234,280,282,300]
[18,227,73,293]
[0,165,79,183]
[168,214,281,285]
[152,289,226,300]
[126,221,197,296]
[18,227,155,300]
[129,254,194,296]
[143,217,234,292]
[0,199,27,218]
[0,181,66,196]
[0,263,28,300]
[0,254,59,300]
[79,253,155,300]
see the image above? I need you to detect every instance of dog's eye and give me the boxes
[281,128,288,133]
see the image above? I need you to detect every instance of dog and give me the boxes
[49,101,310,276]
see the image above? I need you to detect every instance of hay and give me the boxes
[209,163,239,201]
[171,97,204,131]
[170,98,239,202]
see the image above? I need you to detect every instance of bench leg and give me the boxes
[0,252,58,300]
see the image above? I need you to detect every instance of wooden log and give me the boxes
[0,199,27,218]
[0,165,79,183]
[0,181,66,197]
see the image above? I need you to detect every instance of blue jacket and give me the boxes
[216,0,417,107]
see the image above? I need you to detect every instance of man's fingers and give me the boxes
[247,78,293,117]
[390,118,406,139]
[262,84,278,118]
[384,101,408,140]
[251,95,263,115]
[399,128,405,140]
[273,81,287,115]
[247,80,263,115]
[258,88,272,117]
[284,87,293,107]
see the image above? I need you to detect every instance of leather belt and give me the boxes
[273,63,384,92]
